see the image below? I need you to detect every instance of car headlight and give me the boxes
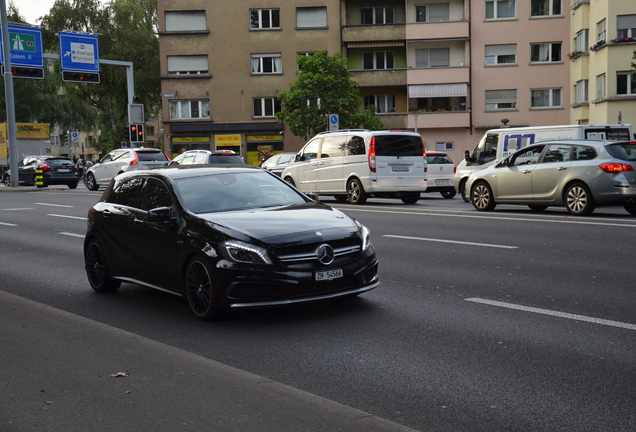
[355,221,372,251]
[220,240,272,265]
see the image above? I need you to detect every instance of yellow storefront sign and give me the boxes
[215,135,241,146]
[172,137,210,143]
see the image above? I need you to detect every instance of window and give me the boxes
[485,89,517,110]
[297,52,317,70]
[530,0,561,17]
[542,144,571,163]
[415,48,450,68]
[575,80,588,104]
[530,42,561,63]
[165,11,206,31]
[617,15,636,39]
[485,0,515,19]
[415,3,450,22]
[363,95,396,113]
[596,74,606,100]
[140,178,173,211]
[575,30,588,52]
[250,9,280,29]
[345,136,366,155]
[511,145,545,166]
[320,136,346,158]
[297,139,320,161]
[617,72,636,96]
[251,53,282,74]
[169,100,211,119]
[361,7,394,24]
[362,51,395,70]
[296,7,327,28]
[253,98,281,117]
[167,55,208,75]
[485,44,517,65]
[109,177,145,207]
[436,142,454,151]
[531,88,561,108]
[597,19,606,42]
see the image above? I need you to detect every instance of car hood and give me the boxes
[198,203,358,243]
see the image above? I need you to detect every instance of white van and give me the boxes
[281,130,427,204]
[455,124,633,201]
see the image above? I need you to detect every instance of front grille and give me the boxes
[277,239,361,270]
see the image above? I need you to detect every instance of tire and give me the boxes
[85,172,99,191]
[185,256,221,321]
[471,182,496,211]
[459,179,469,202]
[333,194,348,203]
[401,192,420,204]
[441,190,456,199]
[284,176,295,187]
[565,182,595,216]
[528,205,548,212]
[85,239,121,293]
[347,178,368,204]
[68,182,79,190]
[624,203,636,215]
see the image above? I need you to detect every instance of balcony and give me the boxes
[407,66,469,85]
[351,69,407,87]
[406,21,469,41]
[342,24,406,43]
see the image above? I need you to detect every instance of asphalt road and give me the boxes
[1,187,635,431]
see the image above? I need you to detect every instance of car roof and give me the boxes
[314,129,421,137]
[141,164,262,180]
[182,150,238,155]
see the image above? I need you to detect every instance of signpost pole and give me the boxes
[0,0,19,187]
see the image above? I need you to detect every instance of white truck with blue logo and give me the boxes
[455,124,634,201]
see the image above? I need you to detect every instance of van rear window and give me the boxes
[374,135,423,157]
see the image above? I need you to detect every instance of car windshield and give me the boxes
[175,171,308,214]
[374,135,423,157]
[208,154,244,164]
[606,143,636,161]
[427,155,453,164]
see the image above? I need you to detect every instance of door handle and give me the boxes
[522,170,531,174]
[557,167,568,171]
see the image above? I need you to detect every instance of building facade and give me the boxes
[157,1,591,165]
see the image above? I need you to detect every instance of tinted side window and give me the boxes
[374,135,422,156]
[542,144,571,163]
[573,146,597,161]
[345,136,366,155]
[606,143,636,161]
[140,178,173,211]
[320,136,346,158]
[107,177,145,207]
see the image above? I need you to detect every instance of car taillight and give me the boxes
[420,137,426,173]
[368,137,376,173]
[599,163,635,173]
[39,163,51,171]
[129,153,140,166]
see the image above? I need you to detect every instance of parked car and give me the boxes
[281,130,427,204]
[423,151,456,198]
[84,148,170,191]
[465,140,636,216]
[260,152,297,176]
[2,155,80,189]
[168,149,245,166]
[84,165,379,320]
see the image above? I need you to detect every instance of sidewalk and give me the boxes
[0,290,419,432]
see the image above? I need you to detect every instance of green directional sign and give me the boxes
[10,33,36,52]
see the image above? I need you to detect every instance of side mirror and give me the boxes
[305,192,320,201]
[464,150,470,162]
[147,206,174,222]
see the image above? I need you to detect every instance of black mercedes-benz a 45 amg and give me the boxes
[84,165,379,320]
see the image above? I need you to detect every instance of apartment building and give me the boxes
[158,1,571,164]
[570,0,636,127]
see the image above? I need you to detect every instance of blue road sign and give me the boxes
[0,25,44,67]
[59,32,100,73]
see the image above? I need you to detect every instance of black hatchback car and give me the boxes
[2,155,81,188]
[84,166,379,320]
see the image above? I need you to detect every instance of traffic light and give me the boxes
[1,66,44,79]
[135,124,144,142]
[62,71,100,83]
[129,124,139,142]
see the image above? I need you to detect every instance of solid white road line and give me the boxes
[383,234,518,249]
[2,208,34,211]
[466,297,636,331]
[0,221,18,226]
[59,232,85,238]
[47,214,86,220]
[35,203,74,208]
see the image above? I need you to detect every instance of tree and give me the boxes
[39,0,160,152]
[276,52,382,140]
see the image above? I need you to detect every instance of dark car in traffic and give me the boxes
[2,155,81,189]
[84,165,379,320]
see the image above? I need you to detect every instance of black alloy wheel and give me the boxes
[441,190,456,199]
[68,182,78,189]
[85,239,121,293]
[85,172,99,191]
[185,257,221,321]
[624,203,636,215]
[471,182,496,211]
[565,182,595,216]
[347,178,368,204]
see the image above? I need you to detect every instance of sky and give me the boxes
[10,0,54,25]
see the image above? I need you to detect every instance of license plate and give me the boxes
[435,179,452,185]
[315,269,343,281]
[392,165,409,172]
[57,169,70,172]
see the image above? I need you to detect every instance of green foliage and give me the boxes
[276,52,382,140]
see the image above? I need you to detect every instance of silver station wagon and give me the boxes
[466,140,636,216]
